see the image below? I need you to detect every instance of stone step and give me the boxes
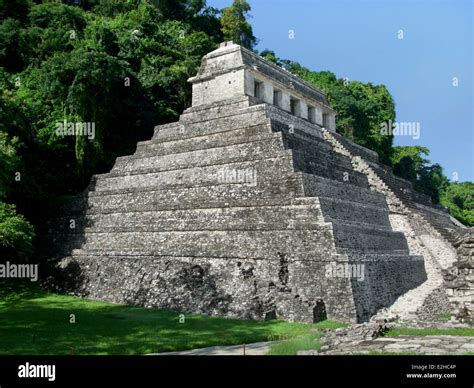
[292,148,360,177]
[415,207,457,228]
[370,170,416,197]
[338,247,411,256]
[410,207,442,226]
[414,203,451,217]
[270,119,330,148]
[367,161,414,189]
[318,197,392,229]
[179,96,253,123]
[282,131,334,157]
[301,174,386,207]
[339,252,423,263]
[60,175,306,215]
[150,121,180,139]
[322,219,393,233]
[344,252,424,274]
[153,106,269,142]
[111,135,284,175]
[65,250,345,266]
[47,203,325,234]
[327,134,436,212]
[367,162,435,208]
[331,222,409,252]
[92,153,294,192]
[51,229,335,259]
[136,124,274,157]
[292,150,370,189]
[328,130,380,163]
[420,219,457,234]
[284,136,357,174]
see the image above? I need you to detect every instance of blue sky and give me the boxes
[208,0,473,182]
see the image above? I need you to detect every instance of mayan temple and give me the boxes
[45,42,469,324]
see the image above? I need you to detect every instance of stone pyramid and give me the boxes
[46,42,465,323]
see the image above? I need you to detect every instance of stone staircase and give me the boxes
[321,128,460,321]
[324,130,467,245]
[43,97,426,323]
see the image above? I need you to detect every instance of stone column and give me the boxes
[273,90,282,107]
[314,106,323,125]
[281,92,291,112]
[291,99,302,117]
[307,106,316,123]
[328,114,336,131]
[244,71,255,97]
[299,100,308,120]
[262,81,273,104]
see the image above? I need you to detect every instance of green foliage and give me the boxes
[441,182,474,226]
[416,163,448,204]
[21,2,88,66]
[0,132,20,199]
[391,146,449,204]
[0,0,31,22]
[92,0,142,17]
[150,0,205,20]
[0,0,222,241]
[392,146,430,182]
[0,202,35,262]
[220,0,256,49]
[0,83,29,200]
[260,49,277,63]
[0,18,25,72]
[266,320,347,355]
[391,145,472,224]
[266,332,321,355]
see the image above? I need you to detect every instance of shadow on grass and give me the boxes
[0,280,316,355]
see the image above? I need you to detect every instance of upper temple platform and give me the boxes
[187,41,337,131]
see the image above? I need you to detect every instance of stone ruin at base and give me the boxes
[44,42,471,324]
[443,231,473,324]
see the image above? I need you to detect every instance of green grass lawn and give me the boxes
[0,280,338,355]
[266,332,322,355]
[386,327,474,337]
[266,320,348,355]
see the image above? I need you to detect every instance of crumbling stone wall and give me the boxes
[443,230,474,323]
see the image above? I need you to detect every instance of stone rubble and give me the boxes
[299,320,473,355]
[443,230,474,324]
